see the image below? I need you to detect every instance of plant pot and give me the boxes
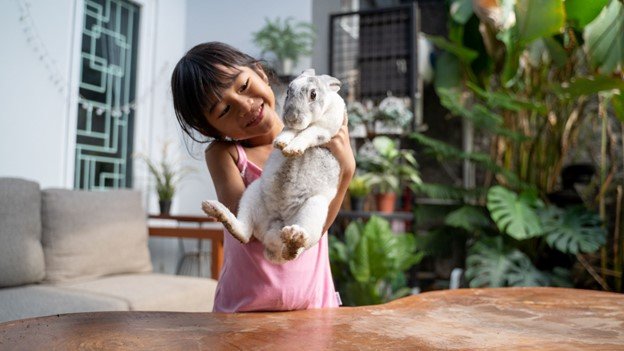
[375,192,396,213]
[280,58,294,76]
[158,200,171,215]
[350,196,366,212]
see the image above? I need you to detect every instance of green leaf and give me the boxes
[329,237,348,264]
[584,0,624,74]
[565,0,610,28]
[349,226,370,283]
[546,267,574,288]
[449,0,474,25]
[466,236,549,287]
[445,205,491,232]
[433,52,462,90]
[344,220,362,254]
[516,0,565,45]
[554,76,624,98]
[425,34,479,63]
[540,206,607,254]
[487,186,543,240]
[541,37,568,68]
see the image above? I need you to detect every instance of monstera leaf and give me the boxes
[487,186,543,240]
[466,236,549,287]
[540,206,607,255]
[565,0,610,28]
[584,0,624,74]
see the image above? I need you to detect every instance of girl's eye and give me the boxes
[218,105,230,118]
[239,78,250,92]
[310,89,316,101]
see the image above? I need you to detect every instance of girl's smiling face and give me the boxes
[205,65,280,142]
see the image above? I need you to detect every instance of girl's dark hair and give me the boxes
[171,42,276,142]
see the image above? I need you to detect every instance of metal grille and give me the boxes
[75,0,139,190]
[330,5,418,103]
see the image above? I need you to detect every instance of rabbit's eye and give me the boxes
[310,89,316,101]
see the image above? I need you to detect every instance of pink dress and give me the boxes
[212,143,340,313]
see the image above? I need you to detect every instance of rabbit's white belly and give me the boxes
[260,147,340,221]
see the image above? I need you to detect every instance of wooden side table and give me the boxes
[148,214,223,280]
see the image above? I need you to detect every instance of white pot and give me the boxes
[281,58,294,76]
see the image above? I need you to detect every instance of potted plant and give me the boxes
[359,136,421,213]
[373,96,414,134]
[348,176,371,211]
[136,142,194,215]
[329,216,424,306]
[252,17,316,76]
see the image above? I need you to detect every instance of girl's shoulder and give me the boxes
[205,140,236,158]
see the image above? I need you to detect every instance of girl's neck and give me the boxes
[240,118,284,148]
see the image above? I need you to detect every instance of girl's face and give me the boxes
[205,65,280,142]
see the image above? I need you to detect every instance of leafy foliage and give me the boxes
[135,142,193,201]
[466,237,550,287]
[329,216,423,306]
[540,206,607,254]
[359,136,421,194]
[444,205,491,232]
[415,0,617,290]
[486,186,543,240]
[252,17,315,66]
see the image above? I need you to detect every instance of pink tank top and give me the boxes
[212,143,340,313]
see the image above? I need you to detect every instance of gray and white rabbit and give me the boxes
[202,69,346,264]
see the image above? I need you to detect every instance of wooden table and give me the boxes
[1,287,623,350]
[148,214,223,279]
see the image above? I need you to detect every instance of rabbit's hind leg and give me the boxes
[262,219,287,264]
[280,195,330,260]
[201,201,249,243]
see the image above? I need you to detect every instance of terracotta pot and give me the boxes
[375,192,396,213]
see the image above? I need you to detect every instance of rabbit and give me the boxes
[202,69,346,264]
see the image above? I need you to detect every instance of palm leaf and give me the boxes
[539,206,607,254]
[486,186,543,240]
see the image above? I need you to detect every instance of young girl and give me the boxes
[171,42,355,313]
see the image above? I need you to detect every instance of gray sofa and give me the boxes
[0,178,217,323]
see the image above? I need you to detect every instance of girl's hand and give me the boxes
[321,112,356,233]
[323,112,356,177]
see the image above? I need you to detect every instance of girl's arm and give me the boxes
[322,118,356,234]
[205,142,246,216]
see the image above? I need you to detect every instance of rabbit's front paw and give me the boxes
[281,145,305,157]
[274,132,295,150]
[274,138,288,150]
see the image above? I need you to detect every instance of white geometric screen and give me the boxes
[75,0,140,190]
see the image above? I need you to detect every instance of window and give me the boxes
[75,0,140,190]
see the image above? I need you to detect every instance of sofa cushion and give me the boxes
[41,189,152,283]
[0,284,129,323]
[61,273,217,312]
[0,178,45,287]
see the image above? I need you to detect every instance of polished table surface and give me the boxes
[1,287,623,350]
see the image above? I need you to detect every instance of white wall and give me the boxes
[0,0,77,188]
[0,0,186,194]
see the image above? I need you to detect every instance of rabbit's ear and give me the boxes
[320,75,341,92]
[301,69,316,76]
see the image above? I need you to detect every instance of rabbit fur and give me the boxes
[202,69,346,263]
